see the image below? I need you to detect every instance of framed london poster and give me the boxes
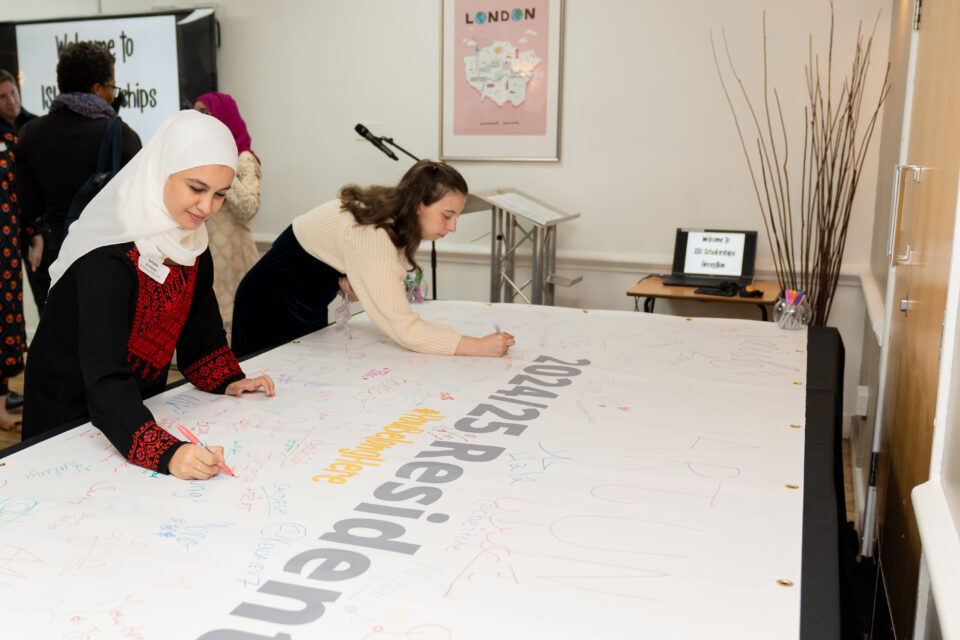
[440,0,564,161]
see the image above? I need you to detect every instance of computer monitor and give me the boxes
[663,228,758,287]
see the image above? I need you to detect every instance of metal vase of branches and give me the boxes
[711,4,891,326]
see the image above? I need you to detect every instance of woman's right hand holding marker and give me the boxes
[169,443,227,480]
[455,331,515,357]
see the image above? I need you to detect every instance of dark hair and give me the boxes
[0,69,16,88]
[339,160,468,271]
[56,42,115,93]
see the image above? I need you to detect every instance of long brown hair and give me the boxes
[339,160,468,271]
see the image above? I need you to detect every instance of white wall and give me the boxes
[9,0,891,415]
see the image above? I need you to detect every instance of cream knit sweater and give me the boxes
[291,199,462,355]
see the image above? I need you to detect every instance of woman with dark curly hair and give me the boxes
[15,41,141,315]
[232,160,516,359]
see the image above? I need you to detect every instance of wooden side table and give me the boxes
[626,275,781,320]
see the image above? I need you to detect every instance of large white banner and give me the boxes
[16,15,180,143]
[0,302,808,638]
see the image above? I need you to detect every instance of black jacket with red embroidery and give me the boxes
[22,242,245,473]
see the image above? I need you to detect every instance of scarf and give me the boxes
[50,92,116,119]
[195,92,257,161]
[48,110,238,288]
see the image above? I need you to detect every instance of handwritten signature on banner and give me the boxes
[361,623,453,639]
[504,442,576,485]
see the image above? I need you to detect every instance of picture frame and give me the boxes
[440,0,564,162]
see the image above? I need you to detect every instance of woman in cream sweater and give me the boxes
[231,160,514,358]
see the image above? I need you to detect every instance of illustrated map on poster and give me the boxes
[464,40,540,107]
[0,302,808,639]
[453,0,549,136]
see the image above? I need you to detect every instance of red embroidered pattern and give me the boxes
[125,247,197,380]
[128,421,179,471]
[183,345,243,392]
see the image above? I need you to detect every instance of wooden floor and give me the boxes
[843,438,856,532]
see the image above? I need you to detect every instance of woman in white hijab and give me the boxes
[23,110,274,480]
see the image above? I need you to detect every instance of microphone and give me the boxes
[355,123,399,161]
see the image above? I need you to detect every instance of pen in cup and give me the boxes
[177,424,236,477]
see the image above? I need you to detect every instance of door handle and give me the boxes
[888,164,921,266]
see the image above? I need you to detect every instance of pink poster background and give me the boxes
[453,0,549,136]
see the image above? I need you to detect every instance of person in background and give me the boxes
[0,69,35,132]
[22,110,274,479]
[0,69,41,429]
[232,159,516,359]
[193,92,261,342]
[15,41,141,316]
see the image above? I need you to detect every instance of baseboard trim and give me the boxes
[254,231,872,304]
[856,268,886,346]
[411,241,866,285]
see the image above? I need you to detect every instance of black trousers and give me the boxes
[231,226,343,359]
[24,225,64,318]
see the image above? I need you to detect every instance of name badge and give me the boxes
[138,254,170,284]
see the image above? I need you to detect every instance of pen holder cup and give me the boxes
[773,294,811,330]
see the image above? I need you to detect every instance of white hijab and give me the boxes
[49,109,239,288]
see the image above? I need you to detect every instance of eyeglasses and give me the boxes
[102,83,119,94]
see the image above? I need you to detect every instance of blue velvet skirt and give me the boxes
[231,226,343,358]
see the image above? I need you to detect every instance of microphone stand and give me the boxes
[380,137,439,302]
[381,137,419,163]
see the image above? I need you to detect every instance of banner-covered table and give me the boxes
[0,301,838,639]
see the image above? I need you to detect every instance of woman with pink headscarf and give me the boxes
[193,92,261,342]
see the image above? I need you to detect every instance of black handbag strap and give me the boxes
[95,118,122,174]
[110,118,122,172]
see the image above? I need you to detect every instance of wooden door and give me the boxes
[880,0,960,636]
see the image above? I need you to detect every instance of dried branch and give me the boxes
[712,1,890,326]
